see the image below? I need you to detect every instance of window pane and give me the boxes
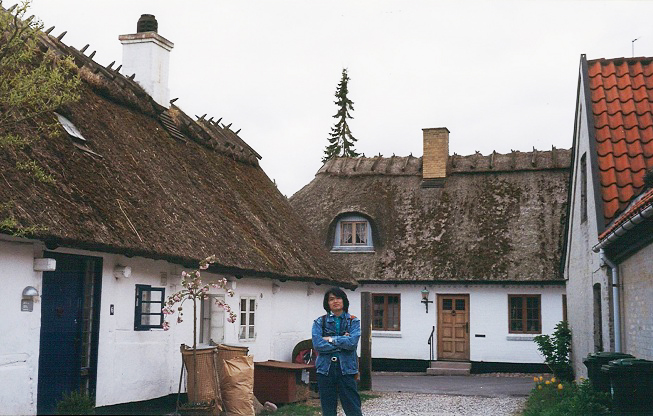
[241,299,246,312]
[149,290,163,302]
[455,299,465,311]
[443,299,452,310]
[356,223,367,244]
[239,326,246,339]
[249,299,255,312]
[249,326,255,338]
[511,319,523,332]
[341,223,353,245]
[241,313,246,324]
[249,312,255,325]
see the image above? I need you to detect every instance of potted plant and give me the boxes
[163,255,237,415]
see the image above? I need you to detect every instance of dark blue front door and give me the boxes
[37,253,101,414]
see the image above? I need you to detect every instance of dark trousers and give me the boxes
[317,362,362,416]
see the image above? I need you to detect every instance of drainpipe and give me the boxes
[599,249,621,352]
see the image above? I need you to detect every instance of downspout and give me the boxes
[599,249,621,352]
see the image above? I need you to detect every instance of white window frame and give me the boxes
[199,294,225,344]
[239,296,256,341]
[331,215,374,253]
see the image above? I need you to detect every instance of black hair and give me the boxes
[323,287,349,313]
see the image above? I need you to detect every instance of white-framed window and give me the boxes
[332,215,374,252]
[199,294,225,344]
[239,296,256,340]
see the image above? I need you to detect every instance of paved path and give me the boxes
[371,373,535,397]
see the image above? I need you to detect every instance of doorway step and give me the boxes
[426,361,471,376]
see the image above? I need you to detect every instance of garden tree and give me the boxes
[0,0,80,235]
[322,68,359,163]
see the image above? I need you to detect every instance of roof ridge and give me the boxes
[35,21,261,167]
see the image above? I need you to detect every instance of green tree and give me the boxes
[322,68,359,163]
[0,0,81,235]
[534,320,574,382]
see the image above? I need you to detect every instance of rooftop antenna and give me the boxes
[632,37,640,58]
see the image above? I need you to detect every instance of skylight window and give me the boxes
[55,112,103,158]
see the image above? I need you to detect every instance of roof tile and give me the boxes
[587,58,653,224]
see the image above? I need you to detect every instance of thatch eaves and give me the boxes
[290,149,571,283]
[0,21,355,288]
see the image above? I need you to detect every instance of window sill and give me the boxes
[372,331,402,338]
[330,246,375,253]
[506,334,538,341]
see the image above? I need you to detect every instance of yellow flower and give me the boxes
[551,377,556,383]
[537,385,542,390]
[539,376,543,381]
[558,383,563,390]
[545,380,551,385]
[533,377,539,382]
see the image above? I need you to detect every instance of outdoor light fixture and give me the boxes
[22,286,39,297]
[113,265,132,279]
[421,287,433,313]
[21,286,39,312]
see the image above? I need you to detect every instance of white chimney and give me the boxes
[119,14,174,108]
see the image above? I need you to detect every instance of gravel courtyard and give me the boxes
[343,391,526,416]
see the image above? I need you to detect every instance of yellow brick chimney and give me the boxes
[422,127,449,187]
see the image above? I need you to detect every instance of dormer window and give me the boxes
[332,214,374,252]
[341,221,367,245]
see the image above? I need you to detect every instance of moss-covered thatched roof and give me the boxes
[0,25,355,287]
[290,150,571,283]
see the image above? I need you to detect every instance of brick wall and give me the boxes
[621,243,653,360]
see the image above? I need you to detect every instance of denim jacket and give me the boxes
[311,312,360,376]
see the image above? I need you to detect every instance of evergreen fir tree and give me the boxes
[322,68,359,163]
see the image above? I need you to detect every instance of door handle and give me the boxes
[465,322,469,334]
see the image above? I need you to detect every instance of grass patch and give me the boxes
[260,391,380,416]
[522,376,611,416]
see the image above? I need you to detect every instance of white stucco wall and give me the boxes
[0,237,328,413]
[347,283,565,364]
[0,239,43,415]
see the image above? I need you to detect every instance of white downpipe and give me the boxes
[600,249,621,352]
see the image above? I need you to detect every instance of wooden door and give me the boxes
[437,294,470,361]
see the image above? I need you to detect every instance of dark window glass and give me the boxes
[134,285,165,331]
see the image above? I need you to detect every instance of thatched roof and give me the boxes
[290,149,571,283]
[0,23,355,288]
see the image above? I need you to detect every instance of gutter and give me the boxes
[599,249,621,353]
[592,200,653,253]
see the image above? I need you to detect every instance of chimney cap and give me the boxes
[137,14,158,33]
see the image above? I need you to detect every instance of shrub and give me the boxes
[534,320,574,381]
[523,377,611,416]
[55,390,95,415]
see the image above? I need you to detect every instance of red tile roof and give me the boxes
[588,57,653,224]
[599,188,653,240]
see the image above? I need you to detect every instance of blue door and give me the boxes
[37,253,102,414]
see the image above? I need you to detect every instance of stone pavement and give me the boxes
[370,372,535,397]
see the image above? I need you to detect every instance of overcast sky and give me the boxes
[30,0,653,196]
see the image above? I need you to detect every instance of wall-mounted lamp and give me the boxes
[21,286,39,312]
[421,287,433,313]
[33,258,56,272]
[113,265,132,279]
[307,284,315,296]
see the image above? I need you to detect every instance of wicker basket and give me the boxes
[214,343,249,381]
[180,344,222,415]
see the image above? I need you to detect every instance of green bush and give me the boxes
[55,390,95,415]
[534,320,574,381]
[523,377,611,416]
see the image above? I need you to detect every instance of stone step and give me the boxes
[426,361,471,376]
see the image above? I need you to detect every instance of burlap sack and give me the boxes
[219,355,255,416]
